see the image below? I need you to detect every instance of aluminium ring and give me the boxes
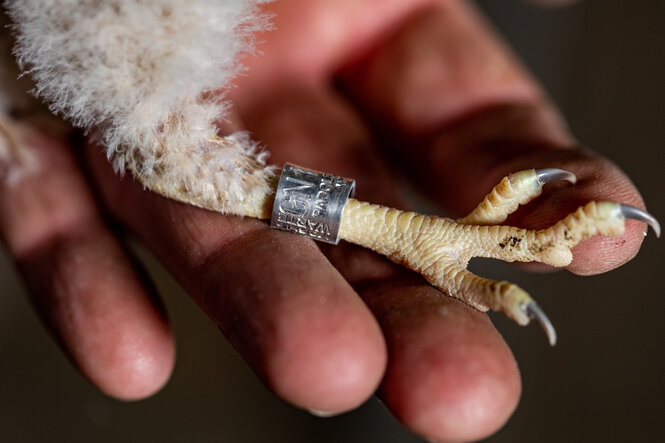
[270,163,356,245]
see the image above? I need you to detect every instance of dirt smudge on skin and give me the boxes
[499,235,523,251]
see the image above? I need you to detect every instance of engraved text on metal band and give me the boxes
[270,163,355,244]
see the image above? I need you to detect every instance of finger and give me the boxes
[85,142,387,415]
[365,279,520,443]
[234,79,521,441]
[337,1,647,275]
[0,122,174,400]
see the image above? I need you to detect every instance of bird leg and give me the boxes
[338,169,660,345]
[458,168,577,225]
[127,149,660,345]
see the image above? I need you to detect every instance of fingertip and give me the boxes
[378,296,521,442]
[409,368,521,443]
[392,345,520,442]
[59,242,177,402]
[89,325,176,401]
[265,300,387,414]
[566,220,646,276]
[195,230,388,415]
[60,272,177,401]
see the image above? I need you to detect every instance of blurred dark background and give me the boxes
[1,0,663,441]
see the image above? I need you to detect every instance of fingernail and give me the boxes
[308,409,338,418]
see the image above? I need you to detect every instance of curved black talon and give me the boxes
[525,302,557,346]
[620,204,661,238]
[536,168,577,186]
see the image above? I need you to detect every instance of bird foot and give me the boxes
[338,169,660,345]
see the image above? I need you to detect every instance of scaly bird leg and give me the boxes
[128,153,659,345]
[338,169,660,345]
[458,168,576,225]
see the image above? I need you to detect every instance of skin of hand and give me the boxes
[0,0,647,442]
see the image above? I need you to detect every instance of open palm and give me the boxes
[0,1,647,442]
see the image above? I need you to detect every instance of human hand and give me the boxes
[0,1,649,442]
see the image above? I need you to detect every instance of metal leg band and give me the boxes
[270,163,356,245]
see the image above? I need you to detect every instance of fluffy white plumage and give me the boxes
[5,0,275,217]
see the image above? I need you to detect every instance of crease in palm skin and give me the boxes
[0,2,660,342]
[0,0,660,440]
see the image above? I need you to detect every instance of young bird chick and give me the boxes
[2,0,659,345]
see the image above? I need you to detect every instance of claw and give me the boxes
[536,168,577,186]
[620,204,661,238]
[525,301,557,346]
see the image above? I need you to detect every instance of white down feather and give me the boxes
[5,0,275,216]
